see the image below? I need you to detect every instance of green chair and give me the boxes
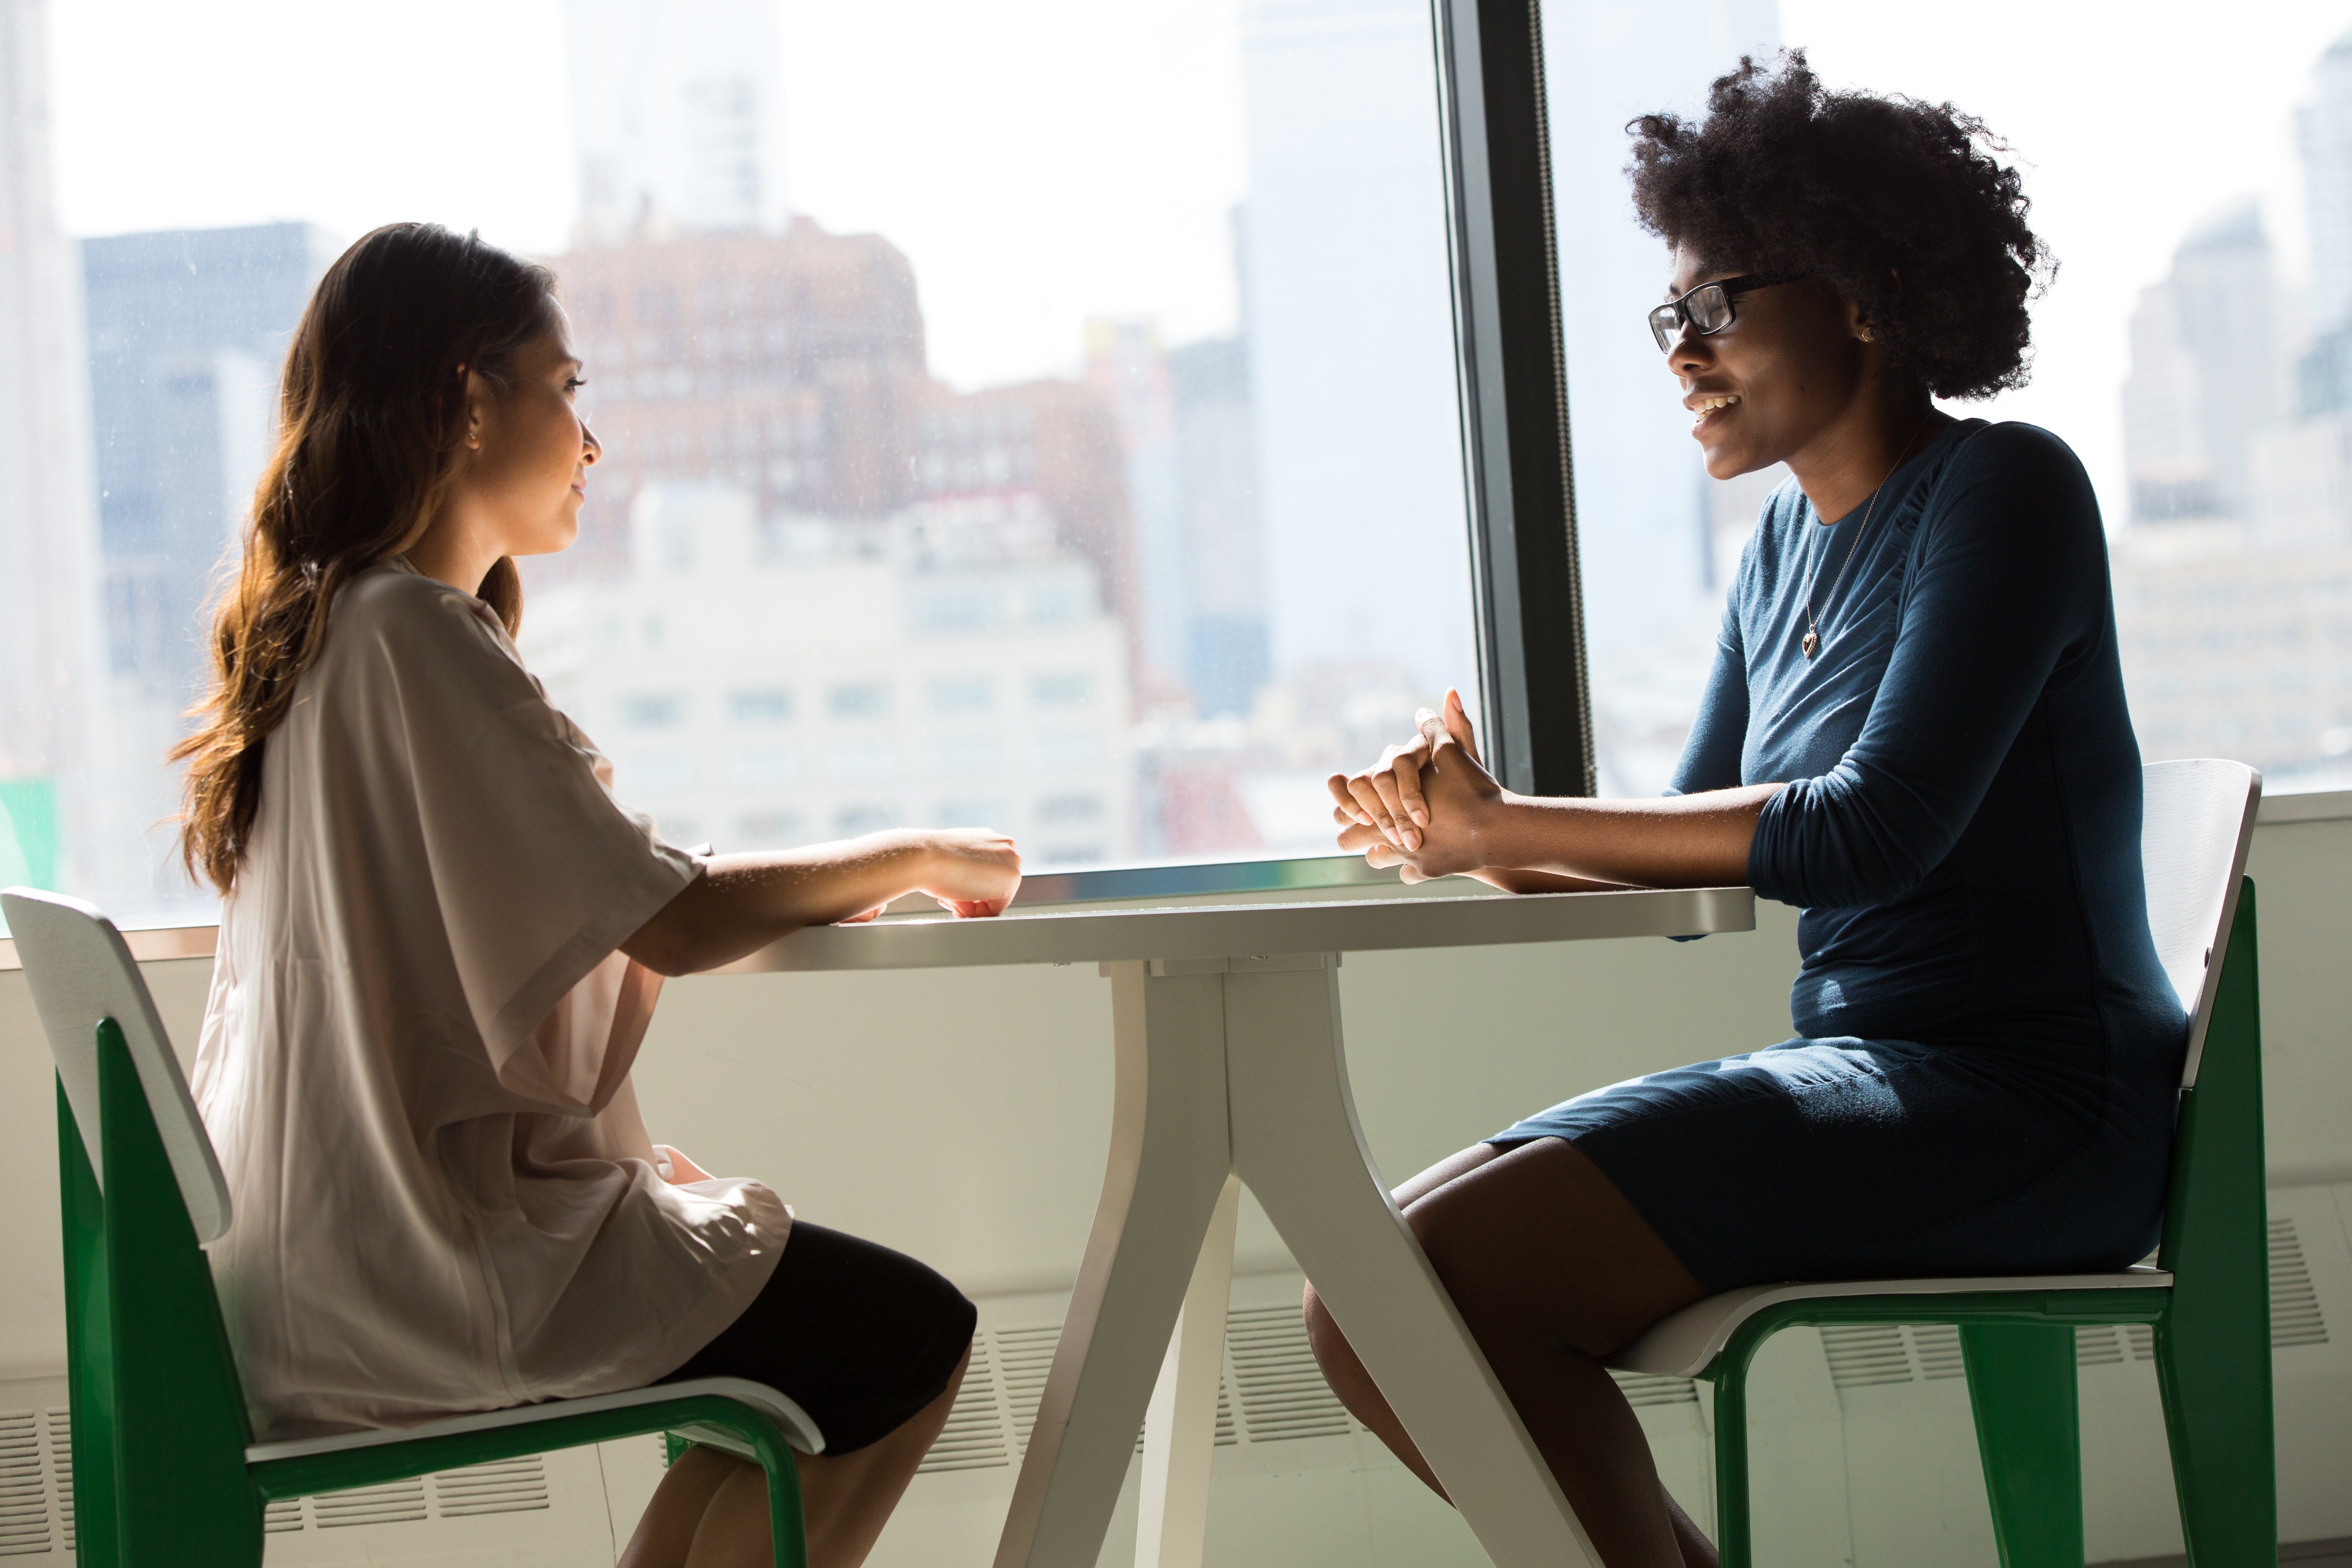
[2,886,819,1568]
[1610,757,2274,1568]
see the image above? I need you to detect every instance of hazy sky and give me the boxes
[49,0,1248,392]
[48,0,2352,521]
[1780,0,2352,525]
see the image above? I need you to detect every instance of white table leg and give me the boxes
[994,962,1236,1568]
[1136,1171,1239,1568]
[1223,957,1601,1568]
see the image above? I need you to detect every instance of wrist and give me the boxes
[1467,788,1522,864]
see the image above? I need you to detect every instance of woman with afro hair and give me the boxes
[1317,51,2177,1566]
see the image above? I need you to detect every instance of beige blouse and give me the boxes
[192,560,788,1439]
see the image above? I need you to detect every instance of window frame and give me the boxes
[11,0,1594,937]
[1434,0,1596,800]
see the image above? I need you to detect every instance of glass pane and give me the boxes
[0,0,1480,927]
[1550,0,2352,796]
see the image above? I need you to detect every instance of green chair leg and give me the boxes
[1960,1322,2083,1568]
[1709,1359,1753,1568]
[2153,887,2275,1568]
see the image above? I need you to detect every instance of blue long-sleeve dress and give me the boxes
[1489,419,2188,1292]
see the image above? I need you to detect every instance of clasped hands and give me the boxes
[1326,686,1505,882]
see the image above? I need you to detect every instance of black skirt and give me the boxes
[659,1221,977,1454]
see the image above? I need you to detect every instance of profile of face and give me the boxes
[1663,245,1872,483]
[457,305,601,559]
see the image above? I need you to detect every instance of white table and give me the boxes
[726,884,1754,1568]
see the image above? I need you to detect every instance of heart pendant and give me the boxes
[1801,628,1820,659]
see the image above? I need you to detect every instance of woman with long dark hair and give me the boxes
[181,222,1016,1568]
[1315,55,2178,1567]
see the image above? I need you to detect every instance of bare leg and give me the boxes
[620,1340,973,1568]
[618,1446,741,1568]
[1302,1138,1715,1568]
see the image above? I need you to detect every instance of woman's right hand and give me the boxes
[1328,687,1481,851]
[911,829,1022,917]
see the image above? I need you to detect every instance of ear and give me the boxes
[1846,297,1874,345]
[457,363,486,452]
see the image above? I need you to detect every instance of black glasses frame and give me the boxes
[1647,271,1809,352]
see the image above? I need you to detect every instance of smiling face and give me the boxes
[1664,246,1873,483]
[460,306,601,560]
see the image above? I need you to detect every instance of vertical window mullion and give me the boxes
[1432,0,1595,798]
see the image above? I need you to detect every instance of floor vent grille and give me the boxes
[1609,1372,1700,1409]
[1821,1325,1914,1389]
[919,1304,1358,1474]
[432,1457,550,1517]
[1820,1324,1975,1389]
[1227,1305,1353,1443]
[0,1414,47,1560]
[919,1340,1012,1474]
[2271,1217,2331,1348]
[995,1325,1061,1456]
[312,1478,428,1529]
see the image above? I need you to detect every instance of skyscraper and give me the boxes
[82,224,337,709]
[1237,0,1472,691]
[0,0,105,898]
[2299,27,2352,339]
[564,0,790,243]
[1545,0,1779,646]
[2121,202,2281,522]
[1167,334,1269,717]
[73,222,334,912]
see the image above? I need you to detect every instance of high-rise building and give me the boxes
[2300,27,2352,339]
[1084,319,1271,717]
[81,224,337,709]
[71,222,333,913]
[1084,317,1186,690]
[1546,0,1780,646]
[548,222,1140,670]
[523,485,1134,866]
[0,0,106,900]
[2121,203,2282,522]
[1167,335,1269,717]
[1237,0,1472,690]
[564,0,789,243]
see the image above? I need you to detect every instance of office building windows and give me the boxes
[3,0,1501,922]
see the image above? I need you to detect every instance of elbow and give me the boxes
[1752,779,1946,909]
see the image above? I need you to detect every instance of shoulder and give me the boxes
[1921,419,2105,558]
[1942,420,2093,491]
[319,563,533,702]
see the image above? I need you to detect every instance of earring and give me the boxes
[1859,325,1876,343]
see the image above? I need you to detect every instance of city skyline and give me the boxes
[11,0,2352,925]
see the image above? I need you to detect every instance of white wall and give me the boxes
[3,800,2349,1564]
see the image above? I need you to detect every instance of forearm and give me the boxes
[1471,784,1782,888]
[622,832,939,976]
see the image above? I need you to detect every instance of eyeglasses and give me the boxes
[1647,272,1808,353]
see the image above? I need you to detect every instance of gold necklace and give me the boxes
[1801,413,1935,660]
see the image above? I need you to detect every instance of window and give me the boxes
[621,694,688,729]
[927,676,994,716]
[1,0,1527,927]
[826,682,892,722]
[729,688,795,723]
[1548,0,2352,796]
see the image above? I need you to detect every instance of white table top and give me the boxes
[717,885,1755,973]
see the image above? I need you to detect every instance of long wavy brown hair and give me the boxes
[176,223,559,892]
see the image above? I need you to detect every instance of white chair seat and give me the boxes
[243,1375,826,1466]
[1609,1267,2174,1379]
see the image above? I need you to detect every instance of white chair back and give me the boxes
[2138,760,2262,1089]
[2,887,232,1243]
